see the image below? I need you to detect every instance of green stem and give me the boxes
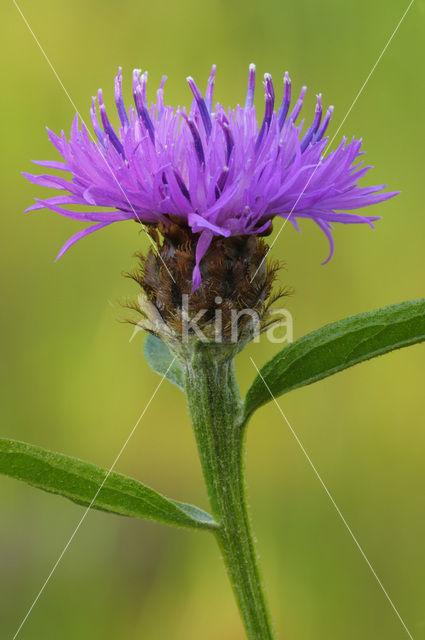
[184,344,276,640]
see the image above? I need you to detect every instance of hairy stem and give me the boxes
[184,344,276,640]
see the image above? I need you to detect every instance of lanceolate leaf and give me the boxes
[244,298,425,419]
[0,439,217,531]
[144,334,184,390]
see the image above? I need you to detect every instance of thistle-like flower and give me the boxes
[24,65,397,342]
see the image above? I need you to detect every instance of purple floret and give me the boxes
[24,64,398,290]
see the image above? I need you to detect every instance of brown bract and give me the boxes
[126,222,290,344]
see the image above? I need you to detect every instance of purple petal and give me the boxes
[35,198,132,222]
[289,86,307,123]
[133,73,155,143]
[205,65,216,113]
[22,172,77,191]
[191,230,213,292]
[32,159,68,171]
[316,219,335,265]
[115,67,130,128]
[278,72,291,129]
[245,64,256,109]
[156,75,167,119]
[315,105,334,142]
[300,95,322,152]
[255,74,275,153]
[25,195,83,212]
[188,212,231,236]
[98,89,125,156]
[55,221,115,261]
[187,76,212,136]
[90,97,105,146]
[181,113,205,165]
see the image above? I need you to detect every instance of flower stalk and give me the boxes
[184,343,276,639]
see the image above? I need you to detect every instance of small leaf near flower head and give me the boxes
[144,334,184,390]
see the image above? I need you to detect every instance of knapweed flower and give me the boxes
[24,65,397,294]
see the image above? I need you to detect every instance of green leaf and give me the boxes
[0,438,217,531]
[244,298,425,419]
[144,334,184,390]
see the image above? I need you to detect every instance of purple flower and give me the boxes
[24,65,397,290]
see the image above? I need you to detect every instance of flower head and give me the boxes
[24,65,397,290]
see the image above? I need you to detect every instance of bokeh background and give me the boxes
[1,0,424,638]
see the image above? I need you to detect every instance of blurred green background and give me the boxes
[1,0,424,638]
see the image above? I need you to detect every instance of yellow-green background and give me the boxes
[1,0,424,638]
